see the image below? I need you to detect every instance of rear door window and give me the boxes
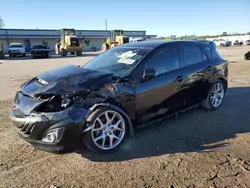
[182,43,203,66]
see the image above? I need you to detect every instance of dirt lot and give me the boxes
[0,47,250,188]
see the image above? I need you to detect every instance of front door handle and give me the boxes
[176,76,184,82]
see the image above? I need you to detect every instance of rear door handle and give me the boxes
[206,66,212,71]
[176,76,184,82]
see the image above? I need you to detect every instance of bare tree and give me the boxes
[0,16,4,28]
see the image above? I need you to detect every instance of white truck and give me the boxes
[8,43,26,57]
[129,37,145,43]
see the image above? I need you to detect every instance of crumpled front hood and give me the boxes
[21,65,114,97]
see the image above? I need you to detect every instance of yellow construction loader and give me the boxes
[102,30,129,51]
[55,28,83,56]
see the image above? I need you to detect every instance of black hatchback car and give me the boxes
[30,45,50,58]
[10,40,228,154]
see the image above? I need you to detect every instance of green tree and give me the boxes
[0,16,4,28]
[247,32,250,35]
[222,32,228,36]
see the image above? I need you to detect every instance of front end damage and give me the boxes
[10,91,96,153]
[10,69,134,153]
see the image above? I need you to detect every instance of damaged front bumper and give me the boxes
[10,94,91,153]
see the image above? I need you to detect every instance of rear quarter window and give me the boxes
[182,43,203,66]
[201,45,212,60]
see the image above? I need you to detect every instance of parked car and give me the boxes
[245,40,250,45]
[31,45,50,58]
[220,40,231,47]
[9,40,228,154]
[212,39,231,47]
[244,51,250,60]
[233,40,243,46]
[8,43,26,57]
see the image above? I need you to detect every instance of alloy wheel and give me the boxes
[210,82,225,108]
[91,110,126,150]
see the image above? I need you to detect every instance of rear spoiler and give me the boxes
[208,41,216,49]
[197,40,216,49]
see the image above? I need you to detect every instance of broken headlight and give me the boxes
[61,95,72,108]
[36,95,72,112]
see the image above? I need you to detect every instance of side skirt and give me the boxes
[135,103,200,130]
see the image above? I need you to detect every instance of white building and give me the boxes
[206,35,250,45]
[0,28,156,53]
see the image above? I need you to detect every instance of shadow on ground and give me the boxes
[81,86,250,162]
[2,53,100,61]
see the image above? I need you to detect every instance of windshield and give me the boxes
[83,47,151,76]
[33,45,47,49]
[70,38,79,46]
[9,44,22,48]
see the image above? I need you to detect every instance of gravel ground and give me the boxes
[0,47,250,188]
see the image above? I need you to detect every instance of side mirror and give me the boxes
[142,68,157,82]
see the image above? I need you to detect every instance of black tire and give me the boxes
[82,107,128,153]
[201,80,226,110]
[102,43,110,51]
[76,51,82,56]
[23,53,26,57]
[61,49,67,57]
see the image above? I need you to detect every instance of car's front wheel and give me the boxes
[83,107,128,153]
[202,80,226,110]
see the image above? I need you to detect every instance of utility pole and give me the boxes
[105,18,108,30]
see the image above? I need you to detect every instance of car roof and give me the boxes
[119,40,214,49]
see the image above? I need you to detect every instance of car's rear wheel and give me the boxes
[202,80,226,110]
[83,107,128,153]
